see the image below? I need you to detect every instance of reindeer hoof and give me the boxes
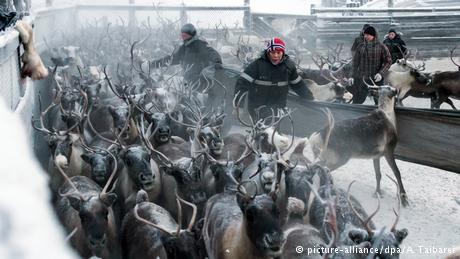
[401,193,409,207]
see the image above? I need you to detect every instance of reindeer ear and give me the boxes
[118,148,128,160]
[100,193,117,207]
[348,229,369,244]
[236,194,251,211]
[394,228,408,243]
[81,153,92,164]
[67,196,82,211]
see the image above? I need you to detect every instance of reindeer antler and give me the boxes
[450,45,460,69]
[347,181,380,236]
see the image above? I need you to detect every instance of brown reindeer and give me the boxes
[430,46,460,109]
[121,190,205,259]
[203,181,286,259]
[55,151,121,259]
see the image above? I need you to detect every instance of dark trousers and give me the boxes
[248,104,284,122]
[348,76,384,104]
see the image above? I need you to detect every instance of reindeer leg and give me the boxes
[384,152,409,207]
[373,158,383,197]
[445,98,457,110]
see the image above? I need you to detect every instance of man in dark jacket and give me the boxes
[351,24,370,56]
[234,37,313,119]
[148,23,223,85]
[350,25,392,104]
[383,28,407,63]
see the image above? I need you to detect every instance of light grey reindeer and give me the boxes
[309,82,409,206]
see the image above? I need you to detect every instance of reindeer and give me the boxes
[281,197,326,259]
[386,57,437,107]
[31,94,88,193]
[136,118,205,225]
[233,93,293,155]
[302,56,353,103]
[282,156,377,241]
[309,85,409,206]
[341,177,408,258]
[79,138,119,187]
[121,190,205,259]
[55,153,121,259]
[429,46,460,109]
[116,143,163,214]
[203,182,286,259]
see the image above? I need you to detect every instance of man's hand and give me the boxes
[374,73,383,82]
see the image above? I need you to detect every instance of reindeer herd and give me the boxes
[27,19,460,259]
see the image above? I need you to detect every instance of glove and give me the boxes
[374,73,383,82]
[214,63,223,69]
[348,78,354,85]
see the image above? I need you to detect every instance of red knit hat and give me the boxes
[266,37,286,53]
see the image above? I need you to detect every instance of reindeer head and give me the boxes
[146,112,172,144]
[346,178,408,259]
[120,145,159,191]
[81,150,115,186]
[57,154,118,258]
[133,190,204,259]
[66,192,117,257]
[237,191,285,257]
[108,105,131,139]
[163,157,207,205]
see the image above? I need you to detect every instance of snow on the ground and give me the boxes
[0,99,78,259]
[300,143,460,259]
[229,115,459,259]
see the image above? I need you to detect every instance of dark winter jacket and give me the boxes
[352,34,392,79]
[383,34,407,63]
[234,52,313,115]
[151,35,222,83]
[351,34,365,55]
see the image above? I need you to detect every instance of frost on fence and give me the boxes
[0,50,22,110]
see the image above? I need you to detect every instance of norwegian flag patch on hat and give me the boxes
[266,37,286,52]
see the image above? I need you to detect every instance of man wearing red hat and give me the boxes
[234,37,313,119]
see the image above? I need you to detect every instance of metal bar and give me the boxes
[312,6,460,13]
[251,12,315,20]
[75,4,249,11]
